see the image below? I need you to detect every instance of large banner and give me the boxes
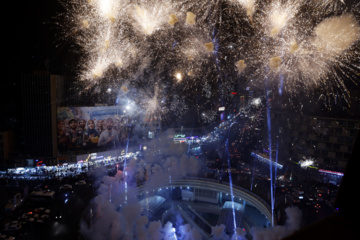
[57,106,134,153]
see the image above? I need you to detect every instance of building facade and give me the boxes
[0,129,16,166]
[269,110,360,172]
[21,73,59,158]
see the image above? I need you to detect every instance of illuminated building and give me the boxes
[269,110,360,173]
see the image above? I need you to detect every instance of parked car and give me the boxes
[60,184,73,190]
[54,210,63,221]
[75,180,86,186]
[4,193,23,212]
[0,235,15,240]
[6,181,19,189]
[4,220,22,231]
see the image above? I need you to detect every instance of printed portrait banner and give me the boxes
[57,106,134,153]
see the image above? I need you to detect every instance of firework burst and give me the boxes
[54,0,360,123]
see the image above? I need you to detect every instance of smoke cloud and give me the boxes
[251,206,302,240]
[79,131,204,240]
[80,132,303,240]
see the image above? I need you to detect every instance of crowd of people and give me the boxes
[57,117,135,152]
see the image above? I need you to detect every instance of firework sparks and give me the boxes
[116,83,169,124]
[262,0,300,37]
[236,59,247,74]
[235,0,256,20]
[89,0,121,22]
[312,14,360,59]
[131,2,175,35]
[299,157,317,169]
[55,0,360,119]
[310,0,346,13]
[175,71,183,82]
[185,11,196,25]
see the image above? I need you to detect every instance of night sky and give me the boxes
[1,3,359,239]
[6,0,359,76]
[6,0,75,75]
[3,0,75,130]
[2,0,360,130]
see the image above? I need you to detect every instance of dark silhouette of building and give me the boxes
[21,73,59,159]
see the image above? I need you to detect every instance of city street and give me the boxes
[0,175,95,240]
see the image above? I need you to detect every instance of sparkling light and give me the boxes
[300,159,314,168]
[55,0,360,120]
[131,2,174,35]
[175,72,183,81]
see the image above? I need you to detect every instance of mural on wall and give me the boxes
[57,106,134,152]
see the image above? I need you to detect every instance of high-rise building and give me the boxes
[269,110,360,172]
[21,73,59,159]
[0,129,15,166]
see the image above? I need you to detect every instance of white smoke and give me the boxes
[80,194,125,240]
[313,13,360,58]
[148,220,163,239]
[210,225,247,240]
[80,130,303,240]
[80,164,303,240]
[251,206,302,240]
[80,131,205,240]
[211,224,230,240]
[178,224,202,240]
[136,215,149,240]
[231,228,247,240]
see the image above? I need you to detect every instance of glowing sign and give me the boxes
[36,161,44,167]
[175,134,186,138]
[218,107,225,111]
[174,136,186,143]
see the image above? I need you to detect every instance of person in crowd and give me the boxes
[84,119,99,149]
[113,118,120,132]
[118,118,129,145]
[79,119,87,131]
[98,118,119,149]
[96,119,105,135]
[57,119,69,152]
[66,118,83,149]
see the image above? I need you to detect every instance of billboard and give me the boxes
[57,106,134,153]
